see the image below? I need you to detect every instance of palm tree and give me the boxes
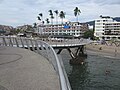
[37,16,41,21]
[42,21,45,25]
[39,13,43,20]
[48,10,54,24]
[37,16,41,25]
[51,15,54,24]
[59,11,65,24]
[54,10,59,24]
[33,23,37,28]
[74,7,81,22]
[39,13,44,24]
[45,18,50,25]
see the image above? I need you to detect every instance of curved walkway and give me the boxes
[0,46,60,90]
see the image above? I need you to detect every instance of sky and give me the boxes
[0,0,120,27]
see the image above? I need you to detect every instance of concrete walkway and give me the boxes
[0,46,60,90]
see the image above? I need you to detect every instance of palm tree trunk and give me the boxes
[52,19,53,25]
[51,18,52,25]
[61,18,63,24]
[76,15,78,22]
[56,15,59,24]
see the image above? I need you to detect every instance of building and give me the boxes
[104,22,120,40]
[94,15,120,41]
[36,22,88,38]
[0,25,14,35]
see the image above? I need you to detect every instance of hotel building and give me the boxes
[36,22,88,38]
[94,16,120,40]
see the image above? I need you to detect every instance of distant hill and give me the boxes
[0,25,15,35]
[85,21,95,26]
[113,17,120,22]
[16,25,34,32]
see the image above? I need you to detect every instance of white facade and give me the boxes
[94,16,113,40]
[104,22,120,40]
[36,22,88,37]
[94,16,120,40]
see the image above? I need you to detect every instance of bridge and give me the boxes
[0,36,72,90]
[0,36,92,90]
[46,38,92,58]
[0,36,92,59]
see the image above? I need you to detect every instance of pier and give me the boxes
[0,36,71,90]
[0,37,91,59]
[0,46,60,90]
[0,36,92,90]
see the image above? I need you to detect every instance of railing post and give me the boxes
[20,37,25,48]
[25,39,30,50]
[14,37,19,47]
[30,39,35,51]
[2,37,7,46]
[35,40,41,54]
[9,37,13,46]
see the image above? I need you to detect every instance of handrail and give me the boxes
[45,38,92,47]
[0,36,71,90]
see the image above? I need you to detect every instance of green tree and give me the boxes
[74,7,81,22]
[54,10,59,24]
[33,23,37,28]
[37,16,41,21]
[16,29,21,34]
[45,18,50,25]
[42,21,45,24]
[83,30,94,40]
[39,13,43,21]
[48,10,54,24]
[59,11,65,24]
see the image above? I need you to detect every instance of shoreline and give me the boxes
[86,44,120,59]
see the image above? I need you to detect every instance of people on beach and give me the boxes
[115,48,117,56]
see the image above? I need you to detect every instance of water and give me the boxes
[60,50,120,90]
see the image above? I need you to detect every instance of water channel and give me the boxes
[60,49,120,90]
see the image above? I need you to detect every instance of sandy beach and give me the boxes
[86,43,120,59]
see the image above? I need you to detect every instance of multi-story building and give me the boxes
[94,15,120,40]
[36,22,88,38]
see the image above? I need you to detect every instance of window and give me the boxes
[97,20,100,22]
[106,37,110,39]
[112,37,116,39]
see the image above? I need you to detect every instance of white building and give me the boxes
[94,15,120,40]
[36,22,88,38]
[104,22,120,40]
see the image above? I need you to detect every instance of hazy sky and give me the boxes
[0,0,120,27]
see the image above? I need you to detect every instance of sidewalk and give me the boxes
[0,46,60,90]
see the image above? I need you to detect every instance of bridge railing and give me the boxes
[0,36,71,90]
[46,38,92,47]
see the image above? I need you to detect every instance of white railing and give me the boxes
[45,38,92,48]
[0,36,71,90]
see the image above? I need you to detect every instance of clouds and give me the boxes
[0,0,120,27]
[92,0,120,5]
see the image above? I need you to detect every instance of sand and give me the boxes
[86,43,120,59]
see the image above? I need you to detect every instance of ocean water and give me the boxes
[60,49,120,90]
